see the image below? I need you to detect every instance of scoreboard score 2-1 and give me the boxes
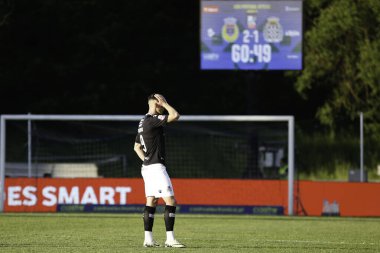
[200,1,303,70]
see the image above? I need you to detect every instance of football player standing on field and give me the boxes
[134,93,185,248]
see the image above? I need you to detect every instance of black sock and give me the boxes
[143,206,156,231]
[164,205,176,231]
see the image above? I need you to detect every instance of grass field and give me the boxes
[0,213,379,253]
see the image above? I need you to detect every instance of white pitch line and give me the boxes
[252,239,377,246]
[182,238,377,246]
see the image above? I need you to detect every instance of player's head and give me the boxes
[147,93,165,114]
[147,94,157,103]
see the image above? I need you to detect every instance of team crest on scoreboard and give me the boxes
[263,17,284,43]
[222,17,239,43]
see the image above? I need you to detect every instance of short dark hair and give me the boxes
[147,93,158,101]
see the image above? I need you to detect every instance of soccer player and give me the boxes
[134,93,186,248]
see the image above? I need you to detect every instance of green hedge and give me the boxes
[296,132,380,181]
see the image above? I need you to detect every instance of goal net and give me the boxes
[0,115,295,213]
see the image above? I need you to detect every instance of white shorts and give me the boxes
[141,163,174,198]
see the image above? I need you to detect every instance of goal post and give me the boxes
[0,114,295,215]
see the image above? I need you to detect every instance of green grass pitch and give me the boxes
[0,213,379,252]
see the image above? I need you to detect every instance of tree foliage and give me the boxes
[297,0,380,136]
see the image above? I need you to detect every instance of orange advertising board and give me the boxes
[297,180,380,217]
[3,178,380,216]
[4,178,145,212]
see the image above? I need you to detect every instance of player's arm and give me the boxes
[134,142,144,161]
[154,94,180,123]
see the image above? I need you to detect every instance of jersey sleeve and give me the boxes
[135,133,141,144]
[149,115,168,127]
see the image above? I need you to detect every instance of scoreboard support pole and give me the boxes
[288,117,295,215]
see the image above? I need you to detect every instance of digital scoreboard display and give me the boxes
[200,1,303,70]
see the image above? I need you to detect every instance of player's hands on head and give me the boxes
[154,94,167,106]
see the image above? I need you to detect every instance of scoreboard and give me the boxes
[200,1,303,70]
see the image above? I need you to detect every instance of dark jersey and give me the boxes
[135,114,168,166]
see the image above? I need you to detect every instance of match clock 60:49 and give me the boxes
[231,44,272,64]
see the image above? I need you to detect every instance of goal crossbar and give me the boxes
[0,114,295,215]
